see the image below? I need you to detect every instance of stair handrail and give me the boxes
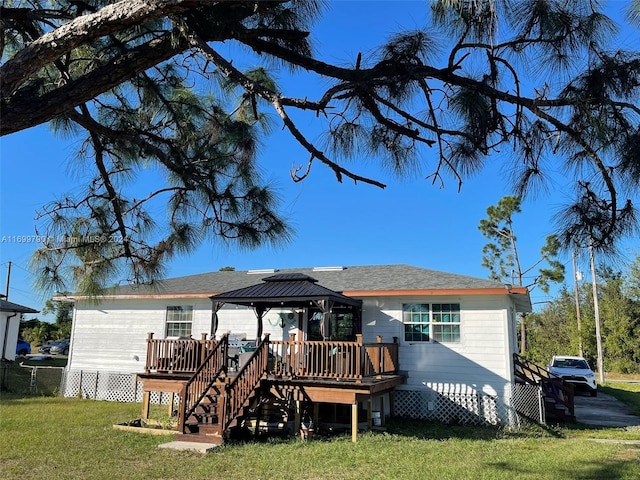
[219,333,270,434]
[513,353,575,419]
[178,334,229,433]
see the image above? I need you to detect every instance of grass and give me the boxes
[1,394,640,480]
[1,367,640,479]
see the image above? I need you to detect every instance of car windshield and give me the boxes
[553,358,590,369]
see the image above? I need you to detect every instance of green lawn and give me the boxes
[1,394,639,480]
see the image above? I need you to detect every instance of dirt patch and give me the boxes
[114,419,177,435]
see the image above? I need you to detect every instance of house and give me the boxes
[1,298,39,361]
[60,264,537,442]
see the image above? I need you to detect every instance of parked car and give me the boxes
[39,340,60,354]
[549,355,597,396]
[16,338,31,356]
[50,339,70,355]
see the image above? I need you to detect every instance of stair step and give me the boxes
[195,404,218,415]
[197,423,223,434]
[189,414,219,425]
[174,433,224,445]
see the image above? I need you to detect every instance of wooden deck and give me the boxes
[137,333,403,443]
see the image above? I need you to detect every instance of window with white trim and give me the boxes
[165,306,193,337]
[402,303,461,343]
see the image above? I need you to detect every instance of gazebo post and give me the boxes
[256,305,265,339]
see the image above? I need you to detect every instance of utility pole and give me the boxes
[589,243,605,384]
[4,261,11,300]
[572,251,583,357]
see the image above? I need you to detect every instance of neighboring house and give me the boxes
[1,298,39,361]
[60,264,536,440]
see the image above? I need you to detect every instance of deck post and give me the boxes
[141,391,150,420]
[351,402,358,442]
[367,398,373,429]
[380,394,386,426]
[288,333,296,377]
[294,400,302,436]
[168,392,175,415]
[145,332,154,373]
[376,335,383,379]
[200,333,208,365]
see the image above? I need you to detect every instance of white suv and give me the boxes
[549,355,597,397]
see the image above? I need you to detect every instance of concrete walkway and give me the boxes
[573,391,640,428]
[158,441,218,453]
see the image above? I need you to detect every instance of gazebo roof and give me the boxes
[209,273,362,309]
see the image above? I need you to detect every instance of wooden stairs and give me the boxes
[513,353,576,423]
[174,335,272,445]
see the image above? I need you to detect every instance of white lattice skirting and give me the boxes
[61,370,173,405]
[61,370,543,427]
[393,384,542,427]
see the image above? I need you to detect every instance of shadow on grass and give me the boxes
[381,416,567,441]
[222,417,577,449]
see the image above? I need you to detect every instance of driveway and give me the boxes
[573,391,640,427]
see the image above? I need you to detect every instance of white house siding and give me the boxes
[69,293,516,388]
[215,304,289,341]
[68,298,288,374]
[358,295,515,396]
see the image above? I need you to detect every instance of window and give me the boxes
[165,306,193,337]
[402,303,461,343]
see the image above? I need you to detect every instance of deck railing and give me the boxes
[144,333,399,381]
[269,334,399,381]
[145,332,217,374]
[220,334,271,432]
[513,353,575,419]
[364,336,399,377]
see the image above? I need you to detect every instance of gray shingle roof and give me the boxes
[106,264,513,296]
[0,299,39,313]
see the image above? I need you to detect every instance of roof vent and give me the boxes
[312,266,345,272]
[247,268,278,275]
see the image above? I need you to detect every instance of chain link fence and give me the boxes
[0,361,65,396]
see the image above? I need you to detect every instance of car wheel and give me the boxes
[18,349,28,356]
[590,389,597,397]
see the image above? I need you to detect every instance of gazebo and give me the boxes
[209,272,363,340]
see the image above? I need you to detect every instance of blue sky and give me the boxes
[1,1,638,320]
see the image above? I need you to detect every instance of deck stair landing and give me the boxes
[513,353,576,423]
